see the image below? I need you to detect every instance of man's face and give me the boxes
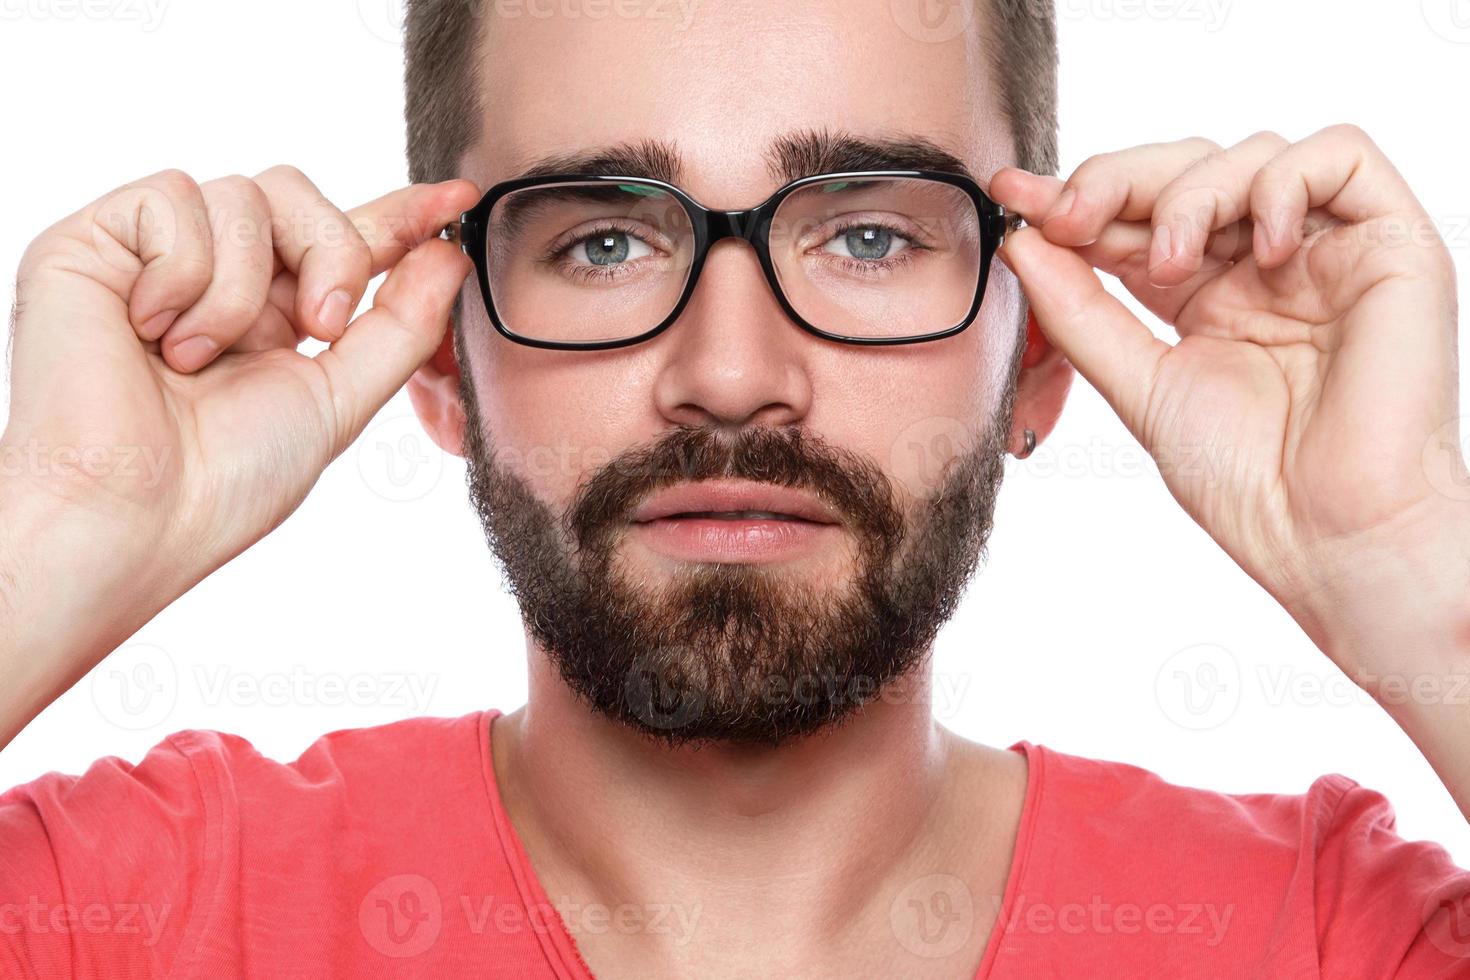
[451,0,1025,744]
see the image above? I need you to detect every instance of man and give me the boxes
[2,0,1468,975]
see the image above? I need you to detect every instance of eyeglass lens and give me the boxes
[485,177,983,345]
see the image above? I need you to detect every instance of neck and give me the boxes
[491,638,1027,976]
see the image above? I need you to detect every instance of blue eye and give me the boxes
[823,226,909,261]
[573,231,654,266]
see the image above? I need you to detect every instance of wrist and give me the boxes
[1275,497,1470,692]
[0,479,177,747]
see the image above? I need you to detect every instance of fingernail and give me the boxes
[1043,188,1076,223]
[1149,223,1173,273]
[140,309,179,341]
[1253,221,1273,262]
[171,334,219,372]
[318,289,353,338]
[1269,209,1295,251]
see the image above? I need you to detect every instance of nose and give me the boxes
[650,238,814,430]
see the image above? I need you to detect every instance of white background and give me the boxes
[2,0,1469,869]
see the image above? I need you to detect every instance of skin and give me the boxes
[1,0,1466,977]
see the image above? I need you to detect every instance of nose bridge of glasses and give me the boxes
[705,207,770,245]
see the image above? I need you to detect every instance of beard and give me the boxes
[461,379,1015,748]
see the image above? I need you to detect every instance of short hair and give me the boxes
[403,0,1057,371]
[404,0,1059,185]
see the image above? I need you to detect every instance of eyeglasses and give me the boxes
[440,169,1023,351]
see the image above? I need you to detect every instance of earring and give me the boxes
[1017,428,1036,459]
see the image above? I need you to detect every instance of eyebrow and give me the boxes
[508,127,978,188]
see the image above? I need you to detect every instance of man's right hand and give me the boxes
[0,167,480,746]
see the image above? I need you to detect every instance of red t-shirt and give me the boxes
[2,709,1468,977]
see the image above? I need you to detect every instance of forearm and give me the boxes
[0,484,173,750]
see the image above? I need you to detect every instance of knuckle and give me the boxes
[335,237,374,278]
[16,233,77,280]
[210,177,275,250]
[257,162,308,185]
[1320,122,1371,147]
[1175,146,1229,181]
[209,174,271,215]
[1431,243,1458,285]
[146,168,202,204]
[208,286,266,325]
[1069,151,1114,183]
[210,172,261,199]
[1181,136,1223,155]
[305,201,359,255]
[1160,186,1226,229]
[167,248,215,281]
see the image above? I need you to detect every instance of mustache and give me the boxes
[565,424,906,551]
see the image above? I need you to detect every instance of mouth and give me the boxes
[630,479,841,526]
[628,481,843,563]
[649,510,812,522]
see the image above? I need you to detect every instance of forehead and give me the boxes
[466,0,1010,207]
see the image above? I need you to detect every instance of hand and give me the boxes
[0,167,477,735]
[990,125,1467,675]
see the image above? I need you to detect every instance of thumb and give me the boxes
[1000,226,1168,437]
[313,236,471,456]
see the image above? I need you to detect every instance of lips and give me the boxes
[630,479,840,525]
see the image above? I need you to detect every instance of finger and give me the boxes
[252,164,374,343]
[993,137,1223,248]
[159,175,275,373]
[999,226,1168,436]
[10,170,216,400]
[1148,130,1291,287]
[1249,123,1432,271]
[345,179,482,277]
[1067,216,1250,278]
[113,170,217,342]
[1078,218,1245,326]
[993,168,1246,299]
[312,238,471,458]
[225,272,299,352]
[39,168,217,342]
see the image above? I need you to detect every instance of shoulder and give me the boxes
[1017,740,1427,880]
[1,709,493,858]
[1012,742,1470,969]
[0,711,502,975]
[1022,741,1359,851]
[163,708,490,791]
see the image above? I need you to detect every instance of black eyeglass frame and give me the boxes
[440,169,1025,352]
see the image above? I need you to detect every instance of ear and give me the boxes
[406,316,466,458]
[1008,306,1074,456]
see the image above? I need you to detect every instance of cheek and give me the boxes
[817,307,1014,502]
[466,328,656,505]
